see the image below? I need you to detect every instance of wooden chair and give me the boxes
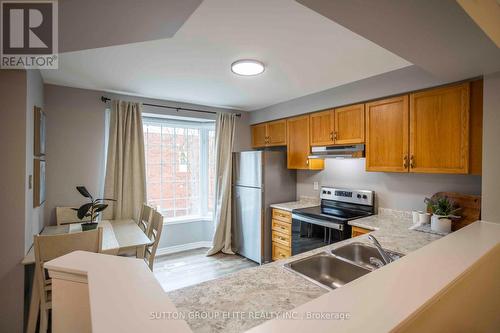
[137,203,154,235]
[144,210,163,271]
[56,207,90,225]
[34,228,103,333]
[118,204,155,258]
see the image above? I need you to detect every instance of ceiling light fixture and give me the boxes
[231,59,265,76]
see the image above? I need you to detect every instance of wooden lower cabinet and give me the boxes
[271,209,292,261]
[351,226,372,237]
[272,218,291,235]
[272,243,291,261]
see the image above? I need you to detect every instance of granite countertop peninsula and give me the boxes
[269,196,319,212]
[167,208,443,333]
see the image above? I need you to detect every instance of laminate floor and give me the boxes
[154,247,258,292]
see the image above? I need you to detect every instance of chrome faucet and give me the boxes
[368,235,393,265]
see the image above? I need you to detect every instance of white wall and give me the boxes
[44,84,250,250]
[297,159,481,212]
[481,71,500,222]
[250,65,447,124]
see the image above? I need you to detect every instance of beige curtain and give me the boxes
[103,100,146,220]
[207,112,237,255]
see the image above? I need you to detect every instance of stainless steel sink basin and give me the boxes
[331,242,404,270]
[284,252,371,290]
[284,242,404,290]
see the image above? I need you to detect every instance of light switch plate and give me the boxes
[313,181,319,190]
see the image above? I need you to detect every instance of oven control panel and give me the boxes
[320,187,374,206]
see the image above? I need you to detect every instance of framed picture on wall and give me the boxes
[33,158,46,207]
[34,106,46,157]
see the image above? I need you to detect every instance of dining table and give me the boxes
[22,219,153,333]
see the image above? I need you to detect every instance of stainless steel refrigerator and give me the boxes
[232,150,296,264]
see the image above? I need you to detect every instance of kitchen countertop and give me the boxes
[167,208,442,333]
[269,196,319,212]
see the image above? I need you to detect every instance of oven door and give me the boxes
[291,213,346,256]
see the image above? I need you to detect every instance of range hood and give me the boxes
[309,144,365,159]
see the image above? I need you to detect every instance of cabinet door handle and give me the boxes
[403,155,408,168]
[329,131,334,141]
[410,155,415,168]
[333,131,338,141]
[306,159,309,166]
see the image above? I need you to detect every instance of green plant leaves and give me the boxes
[425,196,461,217]
[77,202,92,219]
[93,204,108,213]
[76,186,93,199]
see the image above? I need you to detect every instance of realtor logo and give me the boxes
[1,0,58,68]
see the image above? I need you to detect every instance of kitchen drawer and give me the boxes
[272,230,291,247]
[352,226,372,237]
[272,208,292,223]
[272,242,291,261]
[272,218,291,235]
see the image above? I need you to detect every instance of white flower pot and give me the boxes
[431,215,451,233]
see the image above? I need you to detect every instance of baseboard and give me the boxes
[156,241,212,256]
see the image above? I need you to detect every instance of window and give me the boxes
[143,116,215,221]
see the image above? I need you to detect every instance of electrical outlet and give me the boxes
[313,181,319,190]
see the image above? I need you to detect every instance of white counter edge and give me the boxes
[246,220,500,332]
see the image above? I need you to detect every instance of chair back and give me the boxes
[35,228,103,263]
[144,211,163,271]
[34,228,102,332]
[138,203,154,235]
[56,206,90,225]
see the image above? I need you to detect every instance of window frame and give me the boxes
[142,116,215,223]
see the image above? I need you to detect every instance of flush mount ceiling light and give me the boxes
[231,59,265,76]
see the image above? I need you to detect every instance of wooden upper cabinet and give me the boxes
[310,110,334,146]
[267,119,287,146]
[287,115,324,170]
[310,104,365,146]
[334,103,365,144]
[251,120,287,148]
[251,123,268,148]
[409,83,470,174]
[365,95,409,172]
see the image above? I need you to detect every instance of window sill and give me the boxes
[161,215,213,225]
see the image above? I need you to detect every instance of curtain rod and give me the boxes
[100,96,241,117]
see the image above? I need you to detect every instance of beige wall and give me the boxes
[0,70,28,333]
[26,70,45,253]
[43,84,250,226]
[481,71,500,222]
[297,159,481,212]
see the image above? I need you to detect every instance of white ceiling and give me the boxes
[42,0,411,111]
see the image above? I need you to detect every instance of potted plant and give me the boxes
[73,186,115,231]
[424,196,460,233]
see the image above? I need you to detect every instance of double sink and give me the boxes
[284,242,404,290]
